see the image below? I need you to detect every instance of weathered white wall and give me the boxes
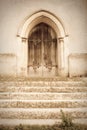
[0,54,17,75]
[69,54,87,77]
[0,0,87,76]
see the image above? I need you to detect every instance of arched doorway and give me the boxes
[28,23,57,77]
[17,10,69,77]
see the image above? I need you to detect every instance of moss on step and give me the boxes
[0,124,87,130]
[0,75,87,82]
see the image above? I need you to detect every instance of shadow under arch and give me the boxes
[17,10,68,38]
[17,10,69,77]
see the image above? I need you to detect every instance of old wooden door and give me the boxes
[28,23,57,77]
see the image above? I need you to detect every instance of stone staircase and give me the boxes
[0,78,87,126]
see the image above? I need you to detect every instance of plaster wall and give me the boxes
[69,54,87,77]
[0,0,87,76]
[0,54,17,75]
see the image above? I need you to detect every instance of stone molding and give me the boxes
[16,10,68,76]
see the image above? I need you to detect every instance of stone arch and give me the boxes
[17,10,69,76]
[17,10,67,38]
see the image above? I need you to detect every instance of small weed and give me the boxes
[0,118,87,130]
[60,109,73,128]
[60,109,87,130]
[15,124,23,130]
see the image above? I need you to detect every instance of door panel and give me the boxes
[28,23,57,77]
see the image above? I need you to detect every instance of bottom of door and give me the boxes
[28,66,58,77]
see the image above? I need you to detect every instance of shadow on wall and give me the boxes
[0,53,17,76]
[69,53,87,77]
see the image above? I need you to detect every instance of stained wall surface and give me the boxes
[0,0,87,76]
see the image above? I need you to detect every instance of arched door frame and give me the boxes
[17,10,69,76]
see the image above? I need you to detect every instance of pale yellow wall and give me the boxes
[0,0,87,76]
[69,54,87,77]
[0,54,17,75]
[0,0,87,53]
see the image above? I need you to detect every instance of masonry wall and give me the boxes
[0,0,87,76]
[0,54,17,76]
[69,54,87,77]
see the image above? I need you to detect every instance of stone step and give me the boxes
[0,86,87,93]
[0,81,87,87]
[0,92,87,100]
[0,118,87,125]
[0,100,87,108]
[0,79,87,126]
[0,108,87,119]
